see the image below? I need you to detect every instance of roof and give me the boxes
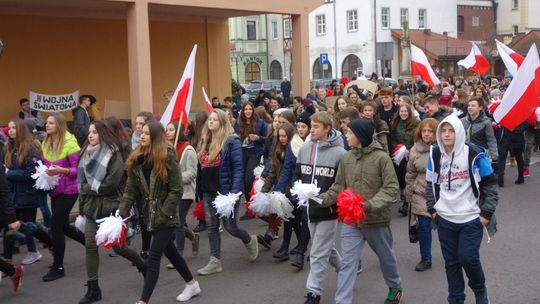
[391,29,472,60]
[508,30,540,55]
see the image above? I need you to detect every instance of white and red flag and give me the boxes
[411,44,440,87]
[160,44,197,128]
[495,39,524,76]
[493,44,540,131]
[458,42,491,75]
[202,87,214,113]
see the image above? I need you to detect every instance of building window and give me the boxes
[513,25,519,35]
[271,21,278,40]
[341,55,363,79]
[269,60,283,79]
[313,58,332,79]
[283,19,291,38]
[381,7,390,29]
[246,21,256,40]
[347,10,358,32]
[472,16,479,27]
[316,15,326,36]
[512,0,519,10]
[418,9,426,29]
[400,8,409,28]
[245,62,261,82]
[457,15,464,34]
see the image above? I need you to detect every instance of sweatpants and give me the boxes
[306,219,341,296]
[50,194,85,267]
[84,217,145,281]
[335,224,401,304]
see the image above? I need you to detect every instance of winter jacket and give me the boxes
[72,106,91,146]
[375,119,389,152]
[430,107,451,122]
[461,111,498,161]
[389,120,416,153]
[179,146,197,200]
[119,148,183,231]
[404,140,431,218]
[274,145,297,193]
[426,115,498,237]
[0,160,18,226]
[323,140,399,228]
[5,146,42,209]
[497,121,528,149]
[42,132,81,197]
[294,129,346,222]
[235,118,267,158]
[261,147,285,193]
[79,151,125,220]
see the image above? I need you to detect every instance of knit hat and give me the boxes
[490,89,501,98]
[347,117,375,148]
[297,110,313,128]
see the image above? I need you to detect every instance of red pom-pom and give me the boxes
[245,201,256,218]
[337,189,366,225]
[192,200,206,221]
[104,224,127,250]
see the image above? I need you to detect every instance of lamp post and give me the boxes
[231,49,244,83]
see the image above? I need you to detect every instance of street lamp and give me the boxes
[231,48,244,83]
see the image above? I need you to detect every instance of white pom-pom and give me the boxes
[269,192,294,220]
[290,181,320,208]
[253,165,264,177]
[249,192,273,217]
[252,177,264,194]
[75,215,86,232]
[392,144,409,165]
[212,192,242,218]
[95,210,127,250]
[31,161,60,191]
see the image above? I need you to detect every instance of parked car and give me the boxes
[311,79,334,90]
[384,77,398,87]
[246,80,283,99]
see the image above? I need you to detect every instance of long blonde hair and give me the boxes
[197,109,233,162]
[43,113,68,157]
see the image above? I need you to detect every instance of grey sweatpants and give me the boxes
[335,224,401,304]
[306,219,341,296]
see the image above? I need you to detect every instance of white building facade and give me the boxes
[308,0,457,80]
[497,0,540,37]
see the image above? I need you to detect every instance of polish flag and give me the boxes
[160,45,197,128]
[495,39,524,76]
[202,87,214,112]
[458,42,490,76]
[493,44,540,131]
[411,44,440,87]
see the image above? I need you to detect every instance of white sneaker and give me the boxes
[176,280,201,302]
[197,257,222,275]
[21,251,42,265]
[246,235,259,261]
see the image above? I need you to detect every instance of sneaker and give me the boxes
[384,287,403,304]
[246,235,259,261]
[524,167,530,177]
[191,233,200,257]
[289,245,300,255]
[11,265,23,292]
[272,247,289,261]
[42,266,64,282]
[176,280,201,302]
[474,288,490,304]
[304,292,320,304]
[291,253,304,270]
[415,259,432,272]
[197,257,222,276]
[257,234,273,249]
[219,223,224,233]
[21,251,43,265]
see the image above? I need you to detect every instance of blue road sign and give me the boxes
[320,53,328,65]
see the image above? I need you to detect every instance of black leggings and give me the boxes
[279,205,302,251]
[0,258,15,277]
[50,194,85,267]
[174,199,194,254]
[242,147,260,200]
[136,198,152,252]
[140,227,194,302]
[498,144,524,181]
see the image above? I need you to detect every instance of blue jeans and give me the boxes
[437,216,486,302]
[417,215,432,260]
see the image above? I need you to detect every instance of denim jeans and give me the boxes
[437,216,486,302]
[203,192,251,259]
[417,215,432,261]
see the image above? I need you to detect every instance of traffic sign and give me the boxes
[320,53,328,65]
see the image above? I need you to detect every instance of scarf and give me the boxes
[78,144,114,192]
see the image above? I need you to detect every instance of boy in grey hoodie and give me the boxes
[426,115,498,304]
[294,112,346,304]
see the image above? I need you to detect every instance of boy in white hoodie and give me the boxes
[426,115,498,304]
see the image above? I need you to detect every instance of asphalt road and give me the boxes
[1,160,540,304]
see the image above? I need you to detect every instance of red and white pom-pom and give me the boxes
[253,165,264,178]
[337,189,366,225]
[248,176,264,198]
[269,192,294,221]
[31,161,60,191]
[192,199,206,221]
[95,211,128,250]
[75,215,86,232]
[212,192,242,218]
[290,181,320,207]
[245,201,256,218]
[249,192,273,217]
[392,144,409,165]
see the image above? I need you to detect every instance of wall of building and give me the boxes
[457,4,495,42]
[497,0,521,34]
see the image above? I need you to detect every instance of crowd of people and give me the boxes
[1,73,540,304]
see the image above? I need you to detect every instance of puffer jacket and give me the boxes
[179,146,197,200]
[5,145,43,209]
[119,148,183,231]
[218,134,244,194]
[235,117,267,158]
[42,132,80,197]
[461,111,498,161]
[323,140,399,228]
[404,140,431,218]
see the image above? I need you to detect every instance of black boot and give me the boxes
[79,280,102,304]
[272,247,290,261]
[291,253,304,270]
[398,202,408,216]
[515,175,524,184]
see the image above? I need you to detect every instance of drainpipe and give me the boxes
[373,0,378,77]
[333,0,338,79]
[265,14,270,80]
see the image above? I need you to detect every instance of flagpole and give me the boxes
[174,112,184,148]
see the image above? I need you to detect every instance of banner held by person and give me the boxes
[29,90,79,112]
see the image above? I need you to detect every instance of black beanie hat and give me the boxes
[348,117,375,148]
[297,110,312,128]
